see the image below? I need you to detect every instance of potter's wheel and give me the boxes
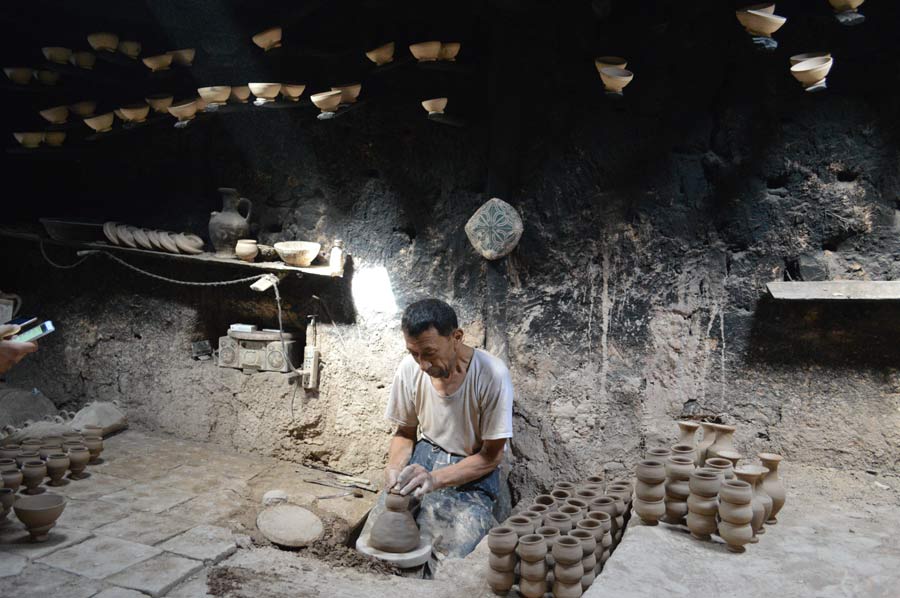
[355,531,432,568]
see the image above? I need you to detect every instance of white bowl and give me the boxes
[249,82,282,100]
[35,70,60,85]
[44,131,66,146]
[828,0,864,11]
[41,47,71,64]
[365,41,395,65]
[735,9,787,37]
[117,40,141,58]
[4,67,33,85]
[84,112,114,133]
[252,27,282,51]
[594,56,627,73]
[119,103,150,122]
[310,90,342,112]
[169,48,195,66]
[39,105,68,124]
[167,100,198,122]
[439,42,461,61]
[145,94,174,113]
[68,100,97,117]
[790,56,833,88]
[198,86,231,104]
[229,86,251,103]
[599,67,634,93]
[143,53,172,72]
[70,51,96,69]
[281,83,306,101]
[422,97,448,114]
[409,41,441,61]
[789,52,830,66]
[274,241,321,267]
[330,83,360,104]
[13,132,43,148]
[87,32,118,52]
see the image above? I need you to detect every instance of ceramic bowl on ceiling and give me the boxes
[828,0,864,11]
[103,222,120,245]
[70,51,96,69]
[439,42,461,61]
[44,131,66,146]
[142,53,172,72]
[195,96,208,112]
[117,40,141,58]
[741,3,775,13]
[41,47,71,64]
[116,224,137,248]
[146,229,162,249]
[87,32,118,52]
[4,67,33,85]
[790,56,833,88]
[198,86,231,104]
[83,112,114,133]
[252,27,282,51]
[281,83,306,101]
[174,233,203,254]
[594,56,627,73]
[180,233,204,250]
[119,103,150,123]
[735,9,787,36]
[145,94,173,113]
[35,70,60,85]
[421,97,448,115]
[68,100,97,117]
[167,99,198,122]
[310,90,342,112]
[330,83,360,104]
[229,86,251,103]
[158,232,180,253]
[113,108,125,120]
[789,52,830,66]
[169,48,195,66]
[409,41,441,61]
[599,67,634,93]
[249,82,282,101]
[39,105,68,124]
[274,241,321,267]
[131,227,153,249]
[13,132,43,148]
[365,41,395,66]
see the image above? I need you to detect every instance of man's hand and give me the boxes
[384,466,402,490]
[396,463,436,498]
[0,339,38,375]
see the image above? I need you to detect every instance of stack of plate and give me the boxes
[102,222,204,255]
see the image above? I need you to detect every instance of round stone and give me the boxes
[262,489,289,506]
[256,505,324,547]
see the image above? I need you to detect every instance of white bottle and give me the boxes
[329,239,344,275]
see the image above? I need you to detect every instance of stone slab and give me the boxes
[1,563,101,598]
[106,552,204,597]
[157,524,237,563]
[92,588,149,598]
[56,498,133,532]
[0,525,92,560]
[37,535,161,580]
[166,569,213,598]
[51,473,131,501]
[99,482,195,513]
[256,504,323,547]
[163,486,251,525]
[0,552,27,577]
[93,511,195,546]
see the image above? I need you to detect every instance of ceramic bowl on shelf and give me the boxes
[116,224,137,248]
[409,41,441,61]
[158,232,180,253]
[741,3,775,14]
[169,48,195,66]
[142,53,172,72]
[167,99,198,122]
[229,86,251,103]
[44,131,66,146]
[594,56,627,73]
[87,32,118,52]
[35,70,60,85]
[252,27,282,51]
[274,241,321,267]
[281,83,306,101]
[439,42,461,61]
[198,86,231,104]
[131,227,153,249]
[117,40,141,58]
[310,90,342,113]
[83,112,114,133]
[70,51,96,69]
[39,105,68,124]
[599,67,634,93]
[146,230,163,249]
[13,132,43,148]
[42,47,71,64]
[180,233,204,250]
[249,82,281,102]
[145,94,173,113]
[365,41,395,66]
[330,83,360,104]
[829,0,864,11]
[790,56,833,88]
[735,9,786,37]
[103,222,121,245]
[789,52,830,66]
[421,97,448,115]
[174,233,203,254]
[69,100,97,117]
[119,103,150,123]
[4,67,33,85]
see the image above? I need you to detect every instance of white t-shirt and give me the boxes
[384,348,514,456]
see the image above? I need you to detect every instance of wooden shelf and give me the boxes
[766,281,900,301]
[0,229,345,278]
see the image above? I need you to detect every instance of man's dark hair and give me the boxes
[401,299,459,337]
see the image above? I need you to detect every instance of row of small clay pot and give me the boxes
[486,478,632,597]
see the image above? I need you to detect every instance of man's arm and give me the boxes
[397,438,506,497]
[385,425,417,489]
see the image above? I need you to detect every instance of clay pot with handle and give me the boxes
[209,188,252,257]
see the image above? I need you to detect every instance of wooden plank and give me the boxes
[766,281,900,301]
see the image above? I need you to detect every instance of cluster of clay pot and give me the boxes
[0,426,105,542]
[633,420,786,554]
[486,476,631,597]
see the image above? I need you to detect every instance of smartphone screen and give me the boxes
[5,316,37,328]
[12,321,54,342]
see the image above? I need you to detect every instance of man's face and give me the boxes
[404,327,461,379]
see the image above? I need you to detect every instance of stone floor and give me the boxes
[3,430,898,597]
[0,430,377,597]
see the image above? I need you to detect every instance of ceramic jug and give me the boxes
[209,188,252,257]
[369,491,419,553]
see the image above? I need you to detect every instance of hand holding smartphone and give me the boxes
[10,321,55,342]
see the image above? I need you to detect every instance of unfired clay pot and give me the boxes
[519,577,546,598]
[521,509,543,528]
[83,436,103,462]
[17,452,40,468]
[369,491,419,553]
[565,498,589,513]
[704,457,735,480]
[734,467,766,543]
[0,458,17,472]
[46,454,69,486]
[706,424,736,459]
[758,452,785,523]
[534,494,556,510]
[647,447,671,459]
[575,489,599,502]
[687,469,720,540]
[0,488,14,520]
[635,459,666,484]
[553,580,583,598]
[559,505,583,525]
[487,526,517,554]
[517,533,548,562]
[22,461,47,494]
[546,511,573,534]
[67,447,90,479]
[486,567,514,594]
[210,189,252,258]
[633,497,666,525]
[505,515,535,537]
[235,239,258,262]
[2,469,23,492]
[553,481,576,493]
[488,550,515,572]
[677,420,700,446]
[671,443,698,466]
[0,445,20,460]
[552,536,582,565]
[551,489,572,503]
[697,422,717,465]
[14,492,66,541]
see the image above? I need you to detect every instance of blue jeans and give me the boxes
[361,439,500,559]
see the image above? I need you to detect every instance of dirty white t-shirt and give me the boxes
[384,348,514,456]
